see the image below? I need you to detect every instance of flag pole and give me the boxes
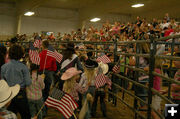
[36,81,60,117]
[36,103,45,117]
[36,50,48,117]
[73,112,77,119]
[43,51,48,74]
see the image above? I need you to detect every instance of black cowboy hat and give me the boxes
[85,59,98,68]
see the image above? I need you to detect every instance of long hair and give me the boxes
[63,75,79,94]
[84,67,96,83]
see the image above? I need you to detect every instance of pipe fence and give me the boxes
[0,34,180,119]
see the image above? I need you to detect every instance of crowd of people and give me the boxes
[0,13,179,119]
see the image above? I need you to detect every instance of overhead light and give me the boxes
[24,11,35,16]
[131,3,144,8]
[90,18,101,22]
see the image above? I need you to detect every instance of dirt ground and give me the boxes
[44,91,135,119]
[17,87,169,119]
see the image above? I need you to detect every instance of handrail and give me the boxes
[112,82,148,105]
[151,88,174,104]
[108,91,146,119]
[114,73,149,89]
[153,72,180,85]
[154,34,180,41]
[155,55,180,61]
[116,52,150,58]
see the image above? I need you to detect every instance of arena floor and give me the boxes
[44,92,134,119]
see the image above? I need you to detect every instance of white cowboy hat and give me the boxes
[98,62,109,74]
[0,80,20,108]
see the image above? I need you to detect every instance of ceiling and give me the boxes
[0,0,180,21]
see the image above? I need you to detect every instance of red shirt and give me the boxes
[39,50,57,71]
[164,29,174,37]
[153,68,161,91]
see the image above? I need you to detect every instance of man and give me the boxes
[1,44,31,119]
[0,80,20,119]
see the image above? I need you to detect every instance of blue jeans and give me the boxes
[136,79,149,107]
[42,70,55,101]
[84,86,96,119]
[92,90,106,117]
[28,98,44,119]
[8,89,31,119]
[42,70,55,115]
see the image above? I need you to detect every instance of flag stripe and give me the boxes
[45,98,71,118]
[47,50,63,63]
[45,88,78,118]
[96,55,111,64]
[46,96,72,118]
[29,49,40,65]
[112,65,120,73]
[63,95,77,110]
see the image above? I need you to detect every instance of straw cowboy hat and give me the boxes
[0,80,20,108]
[61,67,82,80]
[98,62,109,74]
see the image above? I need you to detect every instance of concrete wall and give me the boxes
[0,3,133,40]
[84,13,133,29]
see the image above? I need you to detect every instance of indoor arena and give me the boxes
[0,0,180,119]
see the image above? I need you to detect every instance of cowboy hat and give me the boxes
[84,59,98,69]
[0,80,20,108]
[61,67,82,80]
[98,62,109,74]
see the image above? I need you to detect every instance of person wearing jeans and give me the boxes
[91,87,106,117]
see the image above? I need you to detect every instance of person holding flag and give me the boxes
[92,62,110,117]
[39,40,57,115]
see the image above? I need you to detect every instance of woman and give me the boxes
[58,42,84,90]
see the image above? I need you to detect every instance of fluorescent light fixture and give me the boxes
[24,11,35,16]
[90,18,101,22]
[131,3,144,8]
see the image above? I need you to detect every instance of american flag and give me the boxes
[47,45,63,63]
[96,55,111,64]
[29,42,40,65]
[95,74,112,89]
[112,64,120,73]
[33,39,42,48]
[45,88,78,119]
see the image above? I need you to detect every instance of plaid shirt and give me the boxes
[26,72,45,100]
[63,83,88,101]
[0,108,17,119]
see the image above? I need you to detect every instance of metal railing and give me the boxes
[0,34,180,119]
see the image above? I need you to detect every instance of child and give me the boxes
[61,67,89,119]
[79,59,98,119]
[26,64,45,119]
[61,67,89,102]
[171,52,180,104]
[91,62,109,117]
[151,59,163,119]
